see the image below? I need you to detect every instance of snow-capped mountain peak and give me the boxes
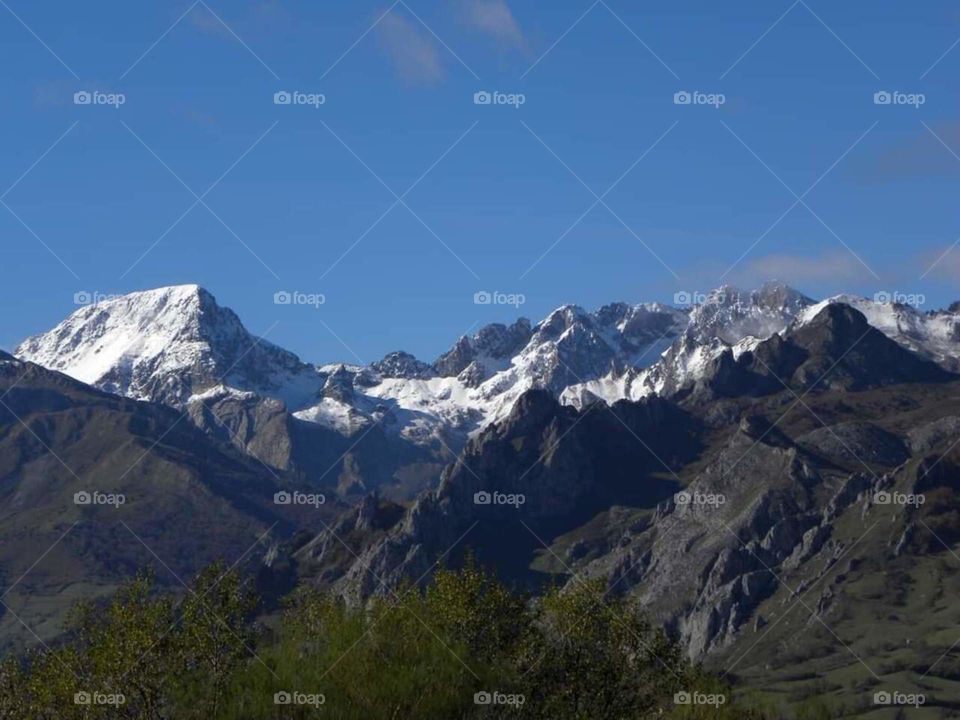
[15,285,322,408]
[561,283,815,405]
[795,294,960,372]
[433,318,533,384]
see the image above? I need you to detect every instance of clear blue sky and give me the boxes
[2,1,959,363]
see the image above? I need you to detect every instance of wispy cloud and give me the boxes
[918,244,960,283]
[188,2,295,39]
[188,4,229,37]
[855,122,960,182]
[462,0,525,49]
[377,10,445,85]
[725,250,872,289]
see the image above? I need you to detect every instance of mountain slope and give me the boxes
[798,293,960,372]
[304,389,700,602]
[693,303,955,398]
[0,352,336,651]
[298,306,960,713]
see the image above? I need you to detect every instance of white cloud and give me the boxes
[463,0,524,49]
[918,244,960,282]
[725,250,872,288]
[857,122,960,182]
[377,11,444,84]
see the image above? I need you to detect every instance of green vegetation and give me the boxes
[0,561,791,719]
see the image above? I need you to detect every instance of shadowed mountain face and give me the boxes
[298,389,701,602]
[0,352,340,651]
[290,304,960,711]
[694,304,955,398]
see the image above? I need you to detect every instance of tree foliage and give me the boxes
[0,561,784,719]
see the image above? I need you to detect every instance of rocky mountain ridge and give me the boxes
[16,283,960,499]
[296,303,960,680]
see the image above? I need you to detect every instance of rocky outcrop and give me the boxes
[433,318,533,379]
[694,304,955,399]
[371,351,434,379]
[328,389,699,604]
[798,422,909,469]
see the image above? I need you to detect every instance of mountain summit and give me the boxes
[15,285,322,409]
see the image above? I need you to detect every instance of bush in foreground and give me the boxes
[0,562,779,719]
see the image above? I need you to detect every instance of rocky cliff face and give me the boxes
[692,303,956,399]
[325,388,700,604]
[306,302,960,671]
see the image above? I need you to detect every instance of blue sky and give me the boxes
[2,1,959,363]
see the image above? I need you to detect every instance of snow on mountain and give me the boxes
[796,295,960,372]
[293,302,689,443]
[15,282,960,455]
[15,285,323,409]
[562,282,815,406]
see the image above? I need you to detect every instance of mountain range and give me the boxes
[8,282,960,714]
[15,282,960,499]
